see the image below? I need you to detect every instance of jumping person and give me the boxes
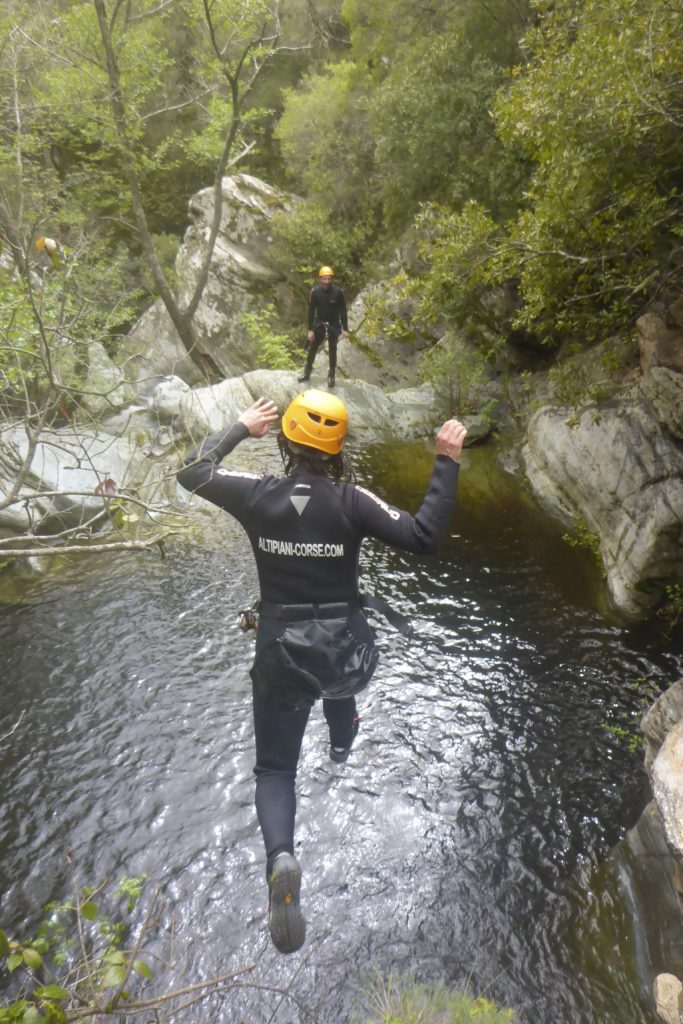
[298,266,348,388]
[176,390,467,954]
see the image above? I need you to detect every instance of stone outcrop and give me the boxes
[643,681,683,863]
[522,372,683,619]
[117,175,298,390]
[638,313,683,374]
[0,423,160,535]
[653,974,683,1024]
[80,342,137,416]
[150,370,438,446]
[636,681,683,1023]
[639,367,683,440]
[337,283,437,389]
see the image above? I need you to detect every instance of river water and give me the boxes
[1,437,682,1024]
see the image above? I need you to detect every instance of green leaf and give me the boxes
[22,948,42,970]
[34,986,69,1000]
[7,953,23,972]
[132,959,152,981]
[1,999,28,1022]
[102,965,126,988]
[0,929,9,956]
[21,1008,43,1024]
[80,901,98,921]
[102,950,126,965]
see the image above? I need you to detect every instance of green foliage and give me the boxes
[274,0,532,284]
[409,202,508,348]
[0,245,140,417]
[603,675,661,755]
[490,0,683,342]
[276,62,375,221]
[0,0,299,365]
[344,0,682,352]
[269,201,372,295]
[0,877,153,1024]
[547,335,638,408]
[657,583,683,633]
[115,874,147,911]
[363,977,515,1024]
[367,44,525,229]
[562,517,605,576]
[240,302,298,369]
[420,333,491,418]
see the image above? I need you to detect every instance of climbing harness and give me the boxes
[239,593,412,707]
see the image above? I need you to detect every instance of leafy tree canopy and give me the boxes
[415,0,683,345]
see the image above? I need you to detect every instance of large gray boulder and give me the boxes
[118,175,297,390]
[652,720,683,857]
[522,393,683,619]
[642,680,683,776]
[337,282,436,389]
[80,341,137,416]
[643,681,683,867]
[0,424,157,534]
[637,312,683,374]
[151,371,437,445]
[639,367,683,440]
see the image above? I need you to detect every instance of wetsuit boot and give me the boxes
[267,852,306,953]
[329,715,360,763]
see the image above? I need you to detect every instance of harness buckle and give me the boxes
[238,602,259,632]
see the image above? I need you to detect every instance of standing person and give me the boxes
[176,390,467,955]
[298,266,348,388]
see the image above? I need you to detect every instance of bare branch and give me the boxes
[0,533,180,557]
[141,87,216,124]
[128,0,177,24]
[68,964,257,1018]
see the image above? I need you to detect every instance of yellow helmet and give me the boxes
[282,389,348,455]
[318,265,334,278]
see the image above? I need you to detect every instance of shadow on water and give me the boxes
[1,436,682,1023]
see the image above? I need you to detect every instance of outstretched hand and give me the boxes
[239,397,279,438]
[435,418,468,463]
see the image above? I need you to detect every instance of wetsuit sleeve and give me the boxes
[307,288,317,330]
[348,456,459,554]
[176,421,260,520]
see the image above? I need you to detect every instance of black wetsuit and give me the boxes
[303,283,348,380]
[177,421,459,870]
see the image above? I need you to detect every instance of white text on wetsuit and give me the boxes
[355,486,401,521]
[258,537,344,558]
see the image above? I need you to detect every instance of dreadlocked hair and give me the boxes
[277,431,354,483]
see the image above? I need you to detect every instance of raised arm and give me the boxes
[176,398,279,512]
[349,418,467,553]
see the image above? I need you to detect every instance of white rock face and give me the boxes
[118,174,297,389]
[639,367,683,439]
[150,376,191,420]
[652,720,683,856]
[158,371,436,449]
[80,341,136,414]
[522,395,683,618]
[652,973,683,1024]
[0,424,155,533]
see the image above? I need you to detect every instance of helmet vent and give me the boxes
[324,418,338,426]
[307,412,321,423]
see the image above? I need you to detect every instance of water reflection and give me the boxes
[0,438,681,1023]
